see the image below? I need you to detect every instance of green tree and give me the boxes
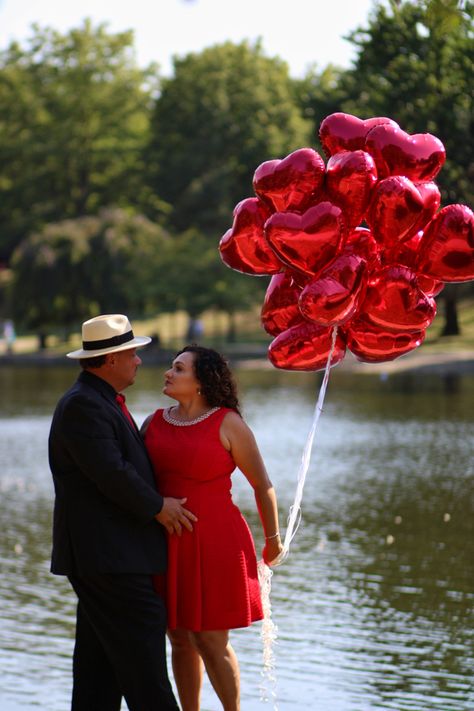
[9,209,169,347]
[0,20,158,262]
[295,63,351,156]
[147,229,267,341]
[342,0,473,206]
[343,0,474,335]
[299,0,473,336]
[146,40,312,238]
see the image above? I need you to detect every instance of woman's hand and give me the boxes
[263,536,284,566]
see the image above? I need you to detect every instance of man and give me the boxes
[49,314,196,711]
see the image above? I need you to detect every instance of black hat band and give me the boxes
[83,329,134,351]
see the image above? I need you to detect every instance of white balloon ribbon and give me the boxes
[259,326,339,707]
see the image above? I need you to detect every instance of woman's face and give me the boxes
[163,351,201,401]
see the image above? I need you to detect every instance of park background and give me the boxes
[0,2,473,711]
[0,0,472,356]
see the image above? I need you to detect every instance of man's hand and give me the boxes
[155,497,197,535]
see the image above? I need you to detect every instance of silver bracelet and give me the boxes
[265,531,280,540]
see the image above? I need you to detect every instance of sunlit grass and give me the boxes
[3,299,474,358]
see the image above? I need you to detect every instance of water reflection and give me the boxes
[0,364,473,710]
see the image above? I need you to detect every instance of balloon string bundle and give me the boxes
[258,326,338,707]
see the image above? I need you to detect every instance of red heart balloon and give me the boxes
[319,112,398,157]
[359,265,437,332]
[365,124,446,181]
[261,272,303,336]
[264,201,346,277]
[299,254,367,327]
[411,181,441,237]
[417,274,444,297]
[253,148,325,213]
[381,232,445,296]
[345,317,426,363]
[268,321,346,371]
[325,150,378,229]
[285,268,312,289]
[219,198,282,275]
[416,204,474,282]
[343,227,381,271]
[366,176,424,248]
[383,230,423,269]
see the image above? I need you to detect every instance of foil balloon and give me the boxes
[411,181,441,237]
[325,150,378,229]
[219,197,282,275]
[365,124,446,181]
[264,201,346,277]
[253,148,325,213]
[219,111,473,372]
[384,230,423,269]
[319,112,398,158]
[416,204,474,282]
[417,275,444,297]
[298,254,367,327]
[359,265,437,332]
[261,272,303,336]
[345,317,426,363]
[268,320,346,371]
[343,227,381,271]
[366,176,424,247]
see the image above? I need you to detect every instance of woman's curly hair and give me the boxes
[177,345,241,415]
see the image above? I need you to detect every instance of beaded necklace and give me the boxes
[163,406,220,426]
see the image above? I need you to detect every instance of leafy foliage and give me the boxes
[9,209,169,333]
[340,0,473,206]
[146,40,312,238]
[0,20,156,261]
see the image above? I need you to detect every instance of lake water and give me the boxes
[0,363,473,711]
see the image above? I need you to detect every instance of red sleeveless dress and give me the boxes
[144,407,263,631]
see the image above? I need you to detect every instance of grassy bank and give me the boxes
[3,298,474,365]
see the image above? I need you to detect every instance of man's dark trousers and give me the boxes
[68,573,178,711]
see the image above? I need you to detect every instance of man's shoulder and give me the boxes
[54,375,108,420]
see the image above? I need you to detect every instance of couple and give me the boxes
[48,313,283,711]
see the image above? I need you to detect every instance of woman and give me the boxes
[142,345,283,711]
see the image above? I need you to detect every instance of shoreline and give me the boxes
[1,345,474,376]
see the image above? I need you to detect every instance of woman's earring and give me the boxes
[197,389,201,395]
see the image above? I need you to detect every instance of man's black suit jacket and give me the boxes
[49,369,166,575]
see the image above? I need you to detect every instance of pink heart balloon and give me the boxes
[319,112,398,158]
[325,150,378,229]
[359,265,437,332]
[253,148,325,213]
[365,124,446,181]
[219,198,282,275]
[264,201,346,277]
[345,317,426,363]
[268,320,346,371]
[261,272,303,336]
[416,204,474,282]
[299,254,367,327]
[366,176,424,248]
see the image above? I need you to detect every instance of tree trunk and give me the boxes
[37,332,48,350]
[226,312,237,343]
[440,293,460,337]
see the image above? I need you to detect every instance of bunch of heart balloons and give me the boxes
[219,112,474,370]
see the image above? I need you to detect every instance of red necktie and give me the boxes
[115,393,136,430]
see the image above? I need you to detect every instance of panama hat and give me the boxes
[67,314,151,359]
